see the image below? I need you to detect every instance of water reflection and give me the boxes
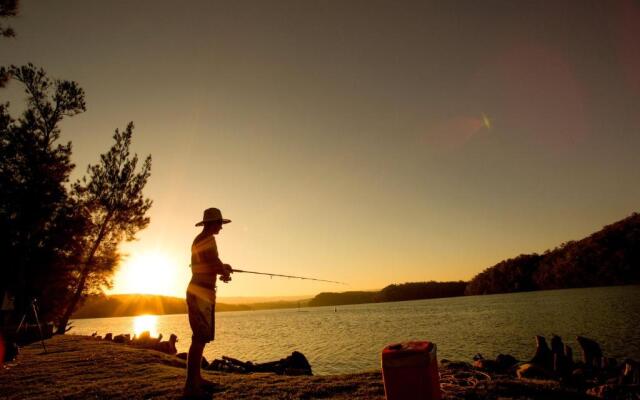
[133,315,159,338]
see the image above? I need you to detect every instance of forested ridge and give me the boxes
[308,281,466,307]
[465,212,640,295]
[312,212,639,306]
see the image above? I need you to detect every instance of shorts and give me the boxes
[186,282,216,343]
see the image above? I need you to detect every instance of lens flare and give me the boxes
[482,113,492,130]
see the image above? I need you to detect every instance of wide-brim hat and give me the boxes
[195,208,231,226]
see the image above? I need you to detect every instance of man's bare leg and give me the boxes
[185,340,207,396]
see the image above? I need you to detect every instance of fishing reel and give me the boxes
[219,264,233,283]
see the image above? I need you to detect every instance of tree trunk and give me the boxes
[55,264,90,334]
[55,212,112,334]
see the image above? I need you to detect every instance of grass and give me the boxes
[0,335,590,399]
[0,335,384,399]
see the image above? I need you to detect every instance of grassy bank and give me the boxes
[0,335,589,399]
[0,335,383,399]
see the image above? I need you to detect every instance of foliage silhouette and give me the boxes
[0,64,87,323]
[0,0,18,38]
[0,1,19,88]
[309,281,466,307]
[311,213,640,306]
[1,64,152,333]
[308,291,377,307]
[465,213,640,295]
[375,281,467,302]
[56,122,152,333]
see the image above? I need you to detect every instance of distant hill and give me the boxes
[71,294,187,319]
[465,212,640,295]
[218,295,311,304]
[71,294,310,319]
[309,213,640,306]
[376,281,467,302]
[308,281,466,307]
[308,291,377,307]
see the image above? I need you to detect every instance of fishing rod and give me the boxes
[231,268,347,285]
[190,264,347,285]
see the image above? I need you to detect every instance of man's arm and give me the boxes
[203,249,232,282]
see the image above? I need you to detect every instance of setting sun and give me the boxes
[133,315,159,338]
[111,251,182,296]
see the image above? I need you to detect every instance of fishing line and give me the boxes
[231,268,347,285]
[189,264,347,285]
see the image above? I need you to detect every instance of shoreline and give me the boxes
[0,335,607,399]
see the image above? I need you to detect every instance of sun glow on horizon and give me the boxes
[111,251,183,297]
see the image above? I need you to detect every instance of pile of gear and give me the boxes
[175,351,313,376]
[451,335,640,399]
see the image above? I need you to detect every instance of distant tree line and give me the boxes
[308,282,466,307]
[72,295,313,318]
[71,295,187,319]
[311,213,639,307]
[465,213,640,295]
[375,281,467,302]
[308,291,377,307]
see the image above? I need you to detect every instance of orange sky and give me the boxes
[2,1,639,298]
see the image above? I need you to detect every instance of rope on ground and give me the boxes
[439,369,492,398]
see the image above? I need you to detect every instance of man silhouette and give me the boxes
[184,208,233,398]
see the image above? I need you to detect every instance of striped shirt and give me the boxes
[190,233,224,290]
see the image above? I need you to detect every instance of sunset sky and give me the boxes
[2,1,639,299]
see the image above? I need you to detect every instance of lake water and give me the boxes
[71,285,640,375]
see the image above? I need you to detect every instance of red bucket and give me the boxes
[381,341,441,400]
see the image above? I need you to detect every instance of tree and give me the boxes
[56,122,152,333]
[465,213,640,295]
[0,64,87,323]
[1,64,153,331]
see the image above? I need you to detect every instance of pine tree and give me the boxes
[0,64,86,323]
[56,122,152,333]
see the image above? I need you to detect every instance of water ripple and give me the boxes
[71,285,640,375]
